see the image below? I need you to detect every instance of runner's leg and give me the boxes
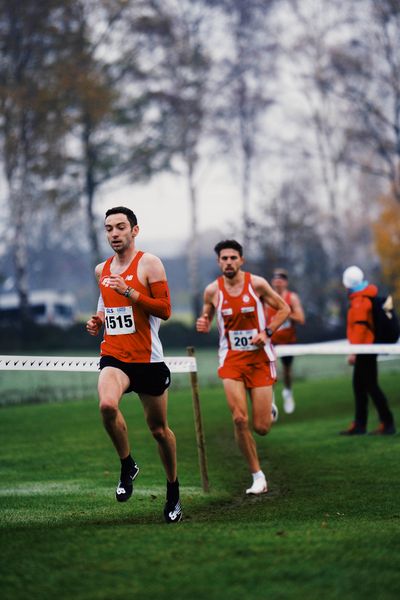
[249,385,273,435]
[139,390,177,482]
[98,366,131,458]
[223,378,260,473]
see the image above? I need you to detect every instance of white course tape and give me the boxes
[274,342,400,357]
[0,355,197,373]
[0,343,399,373]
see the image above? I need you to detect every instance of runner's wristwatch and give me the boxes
[265,327,273,338]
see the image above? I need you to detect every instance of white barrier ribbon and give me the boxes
[0,355,197,373]
[1,343,399,372]
[275,342,400,357]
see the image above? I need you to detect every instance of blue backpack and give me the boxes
[371,295,400,343]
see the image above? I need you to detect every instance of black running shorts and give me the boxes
[280,355,294,367]
[100,356,171,396]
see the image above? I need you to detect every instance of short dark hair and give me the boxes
[272,268,288,280]
[105,206,137,228]
[214,239,243,257]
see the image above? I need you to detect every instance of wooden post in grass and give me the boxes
[186,346,210,493]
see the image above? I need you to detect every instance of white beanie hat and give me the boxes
[342,265,364,289]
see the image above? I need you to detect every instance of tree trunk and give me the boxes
[11,185,31,324]
[187,158,202,321]
[239,81,251,252]
[241,141,251,252]
[83,119,102,303]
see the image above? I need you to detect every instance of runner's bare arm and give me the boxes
[86,262,106,336]
[196,281,218,333]
[251,275,290,345]
[94,262,105,283]
[289,292,305,324]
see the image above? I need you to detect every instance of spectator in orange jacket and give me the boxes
[340,265,396,435]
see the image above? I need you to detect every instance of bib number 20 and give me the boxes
[229,329,257,351]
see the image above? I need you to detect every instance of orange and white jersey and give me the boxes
[216,272,276,368]
[266,290,297,345]
[99,251,164,363]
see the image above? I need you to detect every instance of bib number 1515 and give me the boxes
[105,306,135,335]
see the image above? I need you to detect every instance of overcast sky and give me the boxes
[98,165,244,256]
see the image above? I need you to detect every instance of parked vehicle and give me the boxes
[0,290,77,327]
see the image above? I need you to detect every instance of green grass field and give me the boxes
[1,365,400,599]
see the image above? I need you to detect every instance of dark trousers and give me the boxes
[353,354,394,427]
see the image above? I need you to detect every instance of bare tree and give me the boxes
[65,0,174,278]
[281,0,359,277]
[207,0,280,252]
[125,0,212,320]
[326,0,400,199]
[255,180,330,306]
[0,0,82,319]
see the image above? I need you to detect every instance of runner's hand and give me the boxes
[196,313,210,333]
[347,354,356,366]
[86,314,104,336]
[251,331,268,347]
[108,274,128,295]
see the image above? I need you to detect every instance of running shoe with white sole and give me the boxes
[246,476,268,495]
[282,388,295,414]
[272,402,279,423]
[115,463,139,502]
[164,499,183,523]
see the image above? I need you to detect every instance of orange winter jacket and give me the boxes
[346,284,378,344]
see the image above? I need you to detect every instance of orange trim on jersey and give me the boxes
[266,289,297,344]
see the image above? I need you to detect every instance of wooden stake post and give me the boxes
[186,346,210,492]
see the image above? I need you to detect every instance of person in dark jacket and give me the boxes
[340,265,396,435]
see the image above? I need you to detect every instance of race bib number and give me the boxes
[105,306,135,335]
[229,329,258,351]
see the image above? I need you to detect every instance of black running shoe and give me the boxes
[368,423,396,435]
[115,463,139,502]
[164,499,183,523]
[339,422,366,436]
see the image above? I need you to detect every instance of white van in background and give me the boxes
[0,290,77,327]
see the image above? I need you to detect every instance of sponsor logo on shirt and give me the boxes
[241,306,255,313]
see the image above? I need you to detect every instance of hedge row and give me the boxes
[0,316,344,354]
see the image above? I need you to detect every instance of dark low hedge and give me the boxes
[0,320,219,353]
[0,315,344,354]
